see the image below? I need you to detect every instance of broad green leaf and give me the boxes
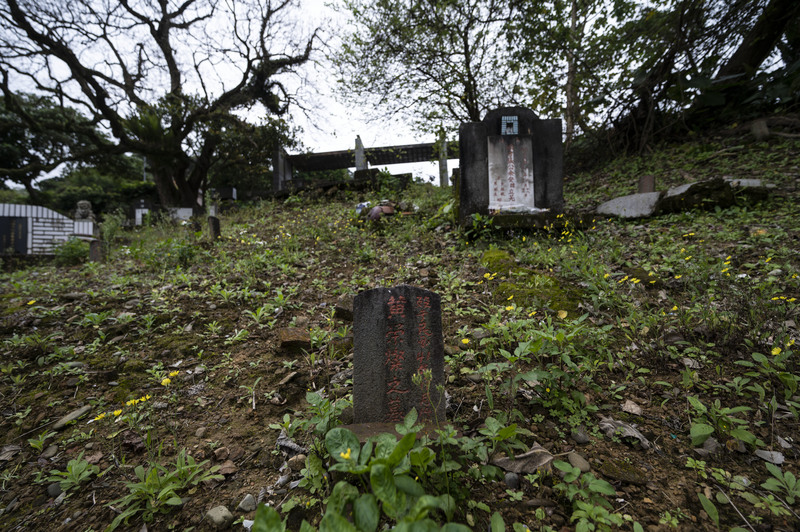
[359,440,373,466]
[698,493,719,526]
[441,524,472,532]
[407,494,441,521]
[394,474,424,497]
[319,511,358,532]
[353,493,379,532]
[587,477,616,496]
[369,464,396,506]
[328,481,359,514]
[687,396,706,414]
[728,428,759,446]
[386,432,416,467]
[252,504,285,532]
[438,493,456,520]
[490,511,506,532]
[326,428,360,464]
[690,423,714,446]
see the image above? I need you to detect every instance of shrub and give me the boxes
[53,237,89,266]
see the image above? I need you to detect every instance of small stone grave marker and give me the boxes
[208,216,221,240]
[89,239,103,262]
[353,285,445,424]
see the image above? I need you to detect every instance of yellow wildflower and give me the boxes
[557,310,568,319]
[507,295,513,301]
[169,370,180,377]
[505,305,514,311]
[27,300,36,305]
[340,448,352,460]
[771,347,781,356]
[94,413,106,421]
[113,409,122,417]
[671,305,678,311]
[161,377,172,386]
[674,275,682,279]
[461,338,470,345]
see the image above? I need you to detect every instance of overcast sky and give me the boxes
[283,0,452,181]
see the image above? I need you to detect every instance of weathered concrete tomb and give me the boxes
[458,107,564,227]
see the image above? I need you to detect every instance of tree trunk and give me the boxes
[715,0,800,82]
[564,0,579,151]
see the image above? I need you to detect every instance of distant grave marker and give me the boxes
[353,285,445,424]
[208,216,221,240]
[458,107,563,226]
[89,239,103,262]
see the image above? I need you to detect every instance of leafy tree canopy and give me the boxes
[0,0,318,207]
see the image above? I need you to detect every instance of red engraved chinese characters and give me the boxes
[384,294,409,421]
[415,295,435,420]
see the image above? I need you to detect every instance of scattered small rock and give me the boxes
[218,460,237,475]
[621,399,643,416]
[754,450,785,465]
[568,452,591,473]
[504,472,520,489]
[276,328,312,352]
[195,427,207,438]
[570,428,590,445]
[206,505,234,529]
[334,296,354,321]
[287,453,306,472]
[40,445,58,460]
[52,405,93,430]
[47,483,63,498]
[237,494,257,513]
[599,459,647,485]
[214,447,230,461]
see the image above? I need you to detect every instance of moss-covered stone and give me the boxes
[599,459,647,485]
[482,249,583,312]
[480,249,517,276]
[495,279,581,313]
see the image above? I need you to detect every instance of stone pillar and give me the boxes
[355,135,367,171]
[438,130,449,188]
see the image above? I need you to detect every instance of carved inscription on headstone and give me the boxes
[353,285,445,424]
[488,136,535,213]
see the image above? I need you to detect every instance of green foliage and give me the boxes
[141,237,197,270]
[322,425,465,530]
[46,452,100,493]
[0,93,105,199]
[105,450,223,531]
[53,237,90,266]
[761,463,799,505]
[40,162,157,218]
[335,0,517,132]
[28,430,56,452]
